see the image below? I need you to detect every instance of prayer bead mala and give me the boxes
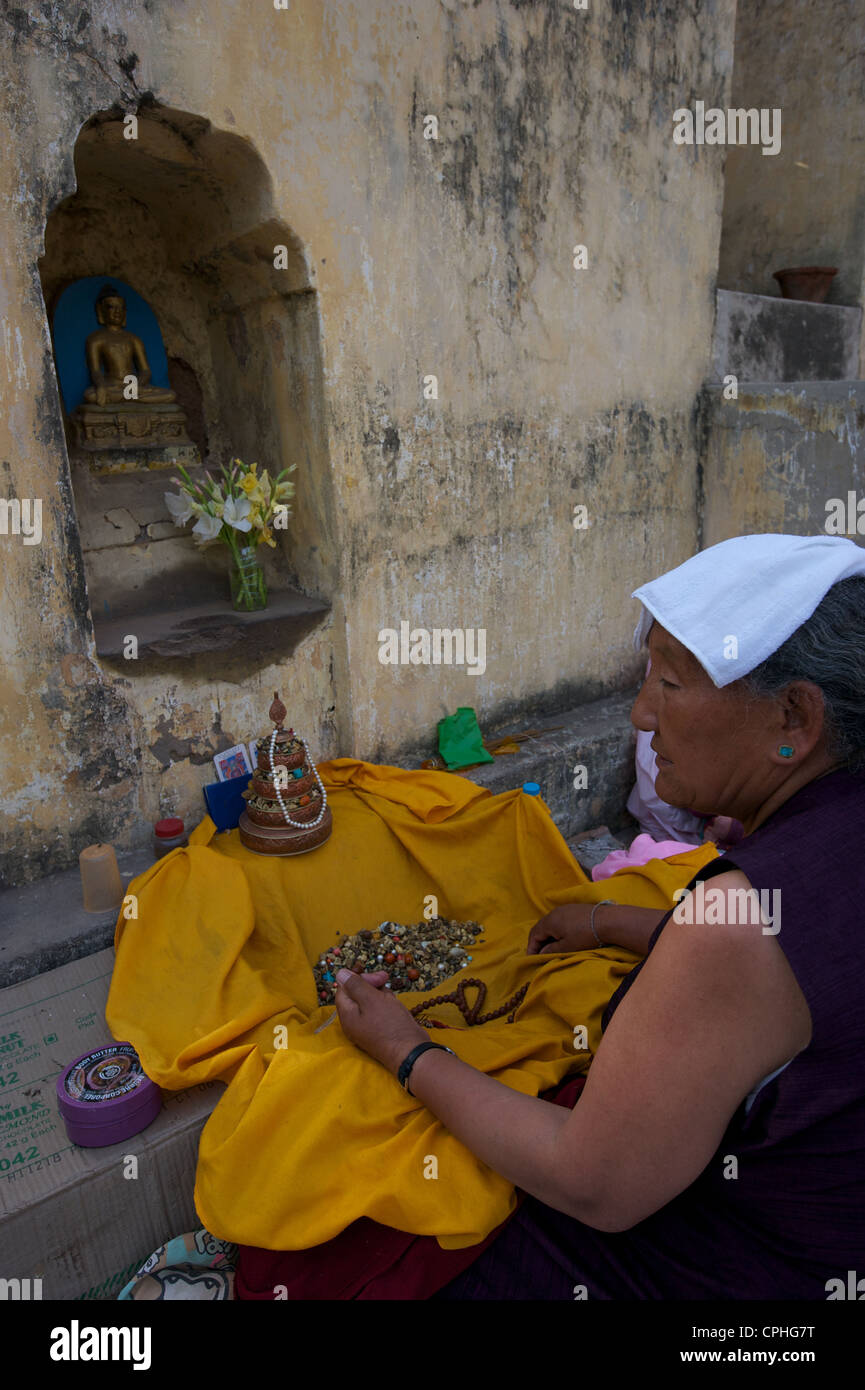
[409,977,529,1029]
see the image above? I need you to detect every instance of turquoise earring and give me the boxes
[778,745,795,758]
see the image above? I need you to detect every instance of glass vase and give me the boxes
[229,545,268,611]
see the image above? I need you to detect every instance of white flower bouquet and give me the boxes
[165,458,296,610]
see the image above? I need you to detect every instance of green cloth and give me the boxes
[437,707,495,770]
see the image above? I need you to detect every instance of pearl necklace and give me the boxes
[267,729,329,830]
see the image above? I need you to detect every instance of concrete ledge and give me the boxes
[711,289,861,383]
[461,690,639,841]
[0,845,156,990]
[93,587,330,662]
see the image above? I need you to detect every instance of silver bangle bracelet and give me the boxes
[590,899,615,947]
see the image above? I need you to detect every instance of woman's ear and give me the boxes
[782,681,827,747]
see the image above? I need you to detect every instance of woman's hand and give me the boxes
[526,903,606,955]
[334,967,430,1073]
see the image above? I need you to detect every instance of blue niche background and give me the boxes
[52,276,171,414]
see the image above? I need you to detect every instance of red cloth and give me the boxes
[234,1073,586,1300]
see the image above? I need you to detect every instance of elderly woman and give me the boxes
[334,533,865,1299]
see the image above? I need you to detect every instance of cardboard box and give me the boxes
[0,948,222,1300]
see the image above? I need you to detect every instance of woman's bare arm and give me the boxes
[404,870,811,1230]
[527,901,669,957]
[587,901,669,954]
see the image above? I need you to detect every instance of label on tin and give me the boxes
[63,1045,146,1103]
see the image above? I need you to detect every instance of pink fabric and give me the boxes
[592,832,699,881]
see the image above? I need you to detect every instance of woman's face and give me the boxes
[630,622,777,821]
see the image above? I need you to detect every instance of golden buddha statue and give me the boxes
[71,283,192,453]
[84,287,177,406]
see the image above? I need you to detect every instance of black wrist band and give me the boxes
[397,1041,455,1095]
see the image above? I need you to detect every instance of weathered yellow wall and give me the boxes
[0,0,736,884]
[718,0,865,322]
[702,382,865,546]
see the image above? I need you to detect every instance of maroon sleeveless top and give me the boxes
[439,764,865,1300]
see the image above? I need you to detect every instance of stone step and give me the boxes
[460,690,639,842]
[566,826,628,874]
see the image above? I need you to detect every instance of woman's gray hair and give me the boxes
[742,575,865,771]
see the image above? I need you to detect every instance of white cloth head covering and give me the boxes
[632,533,865,687]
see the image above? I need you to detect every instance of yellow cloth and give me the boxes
[106,759,718,1250]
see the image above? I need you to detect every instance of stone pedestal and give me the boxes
[71,401,193,451]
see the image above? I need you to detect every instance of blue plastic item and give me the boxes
[203,774,252,831]
[522,782,541,796]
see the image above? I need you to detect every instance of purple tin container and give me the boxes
[57,1042,162,1148]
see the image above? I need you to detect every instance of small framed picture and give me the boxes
[248,740,259,769]
[214,744,253,783]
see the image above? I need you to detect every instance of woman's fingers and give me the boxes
[530,935,559,955]
[527,921,560,953]
[335,969,389,1021]
[360,969,389,988]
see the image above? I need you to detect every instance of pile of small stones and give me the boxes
[313,918,484,1005]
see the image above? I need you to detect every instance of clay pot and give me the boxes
[772,266,837,303]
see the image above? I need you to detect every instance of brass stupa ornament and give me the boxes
[238,693,333,856]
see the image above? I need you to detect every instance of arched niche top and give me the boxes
[43,102,311,301]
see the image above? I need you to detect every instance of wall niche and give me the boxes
[39,102,337,663]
